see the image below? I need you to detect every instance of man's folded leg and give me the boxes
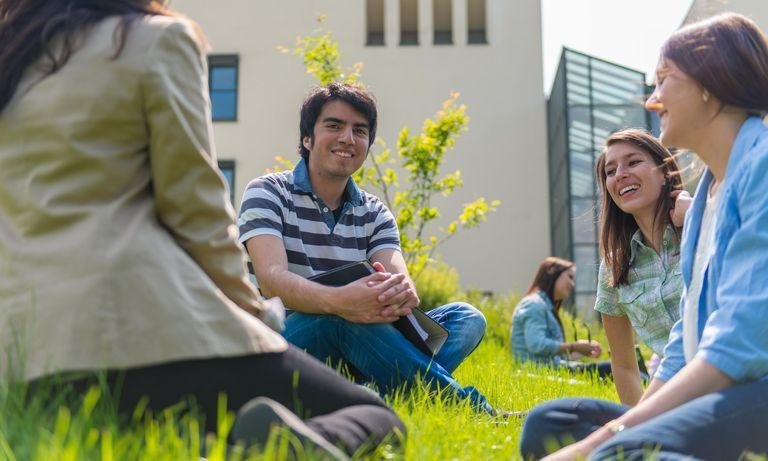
[284,312,368,382]
[284,311,495,413]
[284,312,346,364]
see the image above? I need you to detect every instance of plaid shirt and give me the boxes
[594,226,683,356]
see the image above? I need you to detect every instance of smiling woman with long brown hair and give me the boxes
[0,1,404,457]
[593,129,688,406]
[520,13,768,460]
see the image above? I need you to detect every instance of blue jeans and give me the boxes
[519,379,768,460]
[284,302,493,412]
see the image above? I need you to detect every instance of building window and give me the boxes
[218,159,236,204]
[467,0,487,44]
[433,0,453,45]
[366,0,385,46]
[400,0,418,45]
[208,55,239,121]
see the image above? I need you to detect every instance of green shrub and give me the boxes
[412,262,462,311]
[464,291,519,349]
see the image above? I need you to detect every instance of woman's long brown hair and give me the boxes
[596,129,682,287]
[525,257,575,335]
[662,13,768,117]
[0,0,188,113]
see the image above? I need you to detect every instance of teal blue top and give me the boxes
[510,292,565,364]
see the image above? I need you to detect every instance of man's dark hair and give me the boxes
[298,82,378,160]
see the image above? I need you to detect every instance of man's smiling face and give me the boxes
[304,100,370,182]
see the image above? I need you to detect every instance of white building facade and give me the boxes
[684,0,768,28]
[173,0,549,295]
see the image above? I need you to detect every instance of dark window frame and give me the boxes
[208,54,239,122]
[467,0,488,45]
[433,0,453,45]
[218,159,236,205]
[366,0,386,46]
[399,0,419,46]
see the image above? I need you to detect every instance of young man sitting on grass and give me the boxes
[238,82,499,414]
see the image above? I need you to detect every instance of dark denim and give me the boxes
[284,302,493,412]
[520,379,768,460]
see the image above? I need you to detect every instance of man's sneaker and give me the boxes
[230,397,349,460]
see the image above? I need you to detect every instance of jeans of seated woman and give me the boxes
[519,379,768,460]
[284,302,493,412]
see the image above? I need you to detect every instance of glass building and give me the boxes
[547,48,653,312]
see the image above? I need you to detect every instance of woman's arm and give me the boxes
[638,376,666,402]
[520,303,563,357]
[144,19,264,314]
[602,313,644,405]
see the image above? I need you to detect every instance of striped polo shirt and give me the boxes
[237,158,401,282]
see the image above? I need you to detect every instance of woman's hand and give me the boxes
[254,296,286,333]
[569,339,602,358]
[541,438,597,461]
[669,189,692,227]
[542,426,614,461]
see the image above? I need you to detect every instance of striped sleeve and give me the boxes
[238,175,287,244]
[366,196,401,257]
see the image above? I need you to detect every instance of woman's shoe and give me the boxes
[230,397,349,460]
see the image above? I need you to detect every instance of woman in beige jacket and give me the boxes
[0,0,404,456]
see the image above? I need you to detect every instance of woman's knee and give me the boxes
[520,398,581,458]
[520,398,626,459]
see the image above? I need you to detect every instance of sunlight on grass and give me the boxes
[0,293,759,460]
[0,340,617,460]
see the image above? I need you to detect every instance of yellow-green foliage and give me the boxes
[464,290,520,348]
[277,15,362,86]
[412,262,462,310]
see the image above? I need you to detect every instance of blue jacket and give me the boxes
[657,116,768,383]
[510,292,565,364]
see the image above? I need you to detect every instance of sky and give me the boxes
[541,0,694,94]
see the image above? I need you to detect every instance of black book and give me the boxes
[308,261,449,357]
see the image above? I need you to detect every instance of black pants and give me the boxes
[568,360,613,379]
[34,346,406,455]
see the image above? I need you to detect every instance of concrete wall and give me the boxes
[172,0,549,295]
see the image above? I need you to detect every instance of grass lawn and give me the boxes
[0,340,619,461]
[0,292,628,460]
[4,282,765,460]
[390,339,618,460]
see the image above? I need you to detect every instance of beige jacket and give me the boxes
[0,15,286,381]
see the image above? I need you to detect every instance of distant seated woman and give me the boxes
[511,257,611,378]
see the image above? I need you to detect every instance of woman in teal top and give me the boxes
[593,129,689,405]
[511,257,610,377]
